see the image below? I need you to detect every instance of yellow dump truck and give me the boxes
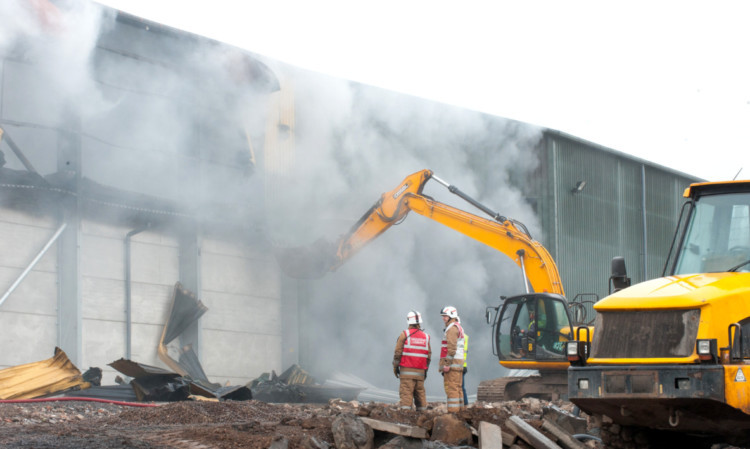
[567,180,750,445]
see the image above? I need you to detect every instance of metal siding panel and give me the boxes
[202,330,282,382]
[0,209,60,368]
[541,132,702,306]
[201,291,281,335]
[554,137,621,300]
[0,314,58,369]
[80,223,178,377]
[201,251,280,298]
[200,237,282,384]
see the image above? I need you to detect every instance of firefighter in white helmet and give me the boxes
[439,306,465,412]
[393,310,431,411]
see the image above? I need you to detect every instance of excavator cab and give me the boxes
[491,293,574,365]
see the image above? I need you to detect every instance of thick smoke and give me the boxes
[2,0,545,399]
[269,68,544,398]
[0,0,110,123]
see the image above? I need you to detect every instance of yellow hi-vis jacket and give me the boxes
[463,333,469,368]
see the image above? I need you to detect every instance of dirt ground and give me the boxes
[2,397,748,449]
[0,398,530,449]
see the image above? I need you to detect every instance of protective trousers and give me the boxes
[443,369,463,412]
[399,378,427,411]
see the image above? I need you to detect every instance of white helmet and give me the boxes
[407,310,423,325]
[440,306,459,319]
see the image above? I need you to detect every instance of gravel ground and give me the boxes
[0,398,545,449]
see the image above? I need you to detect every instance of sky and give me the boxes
[92,0,750,182]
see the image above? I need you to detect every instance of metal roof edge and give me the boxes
[542,128,705,182]
[100,4,280,92]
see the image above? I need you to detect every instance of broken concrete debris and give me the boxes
[323,398,600,449]
[431,413,473,446]
[332,413,375,449]
[0,394,612,448]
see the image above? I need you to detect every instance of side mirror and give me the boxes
[609,256,631,293]
[485,306,497,325]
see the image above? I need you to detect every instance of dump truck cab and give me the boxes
[567,180,750,443]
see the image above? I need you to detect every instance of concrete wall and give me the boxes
[0,208,58,369]
[201,237,283,385]
[0,208,284,385]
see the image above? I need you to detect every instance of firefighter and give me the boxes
[393,310,431,410]
[439,306,465,412]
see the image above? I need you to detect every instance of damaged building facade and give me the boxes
[0,6,294,386]
[0,3,702,390]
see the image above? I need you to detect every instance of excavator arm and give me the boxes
[276,169,564,296]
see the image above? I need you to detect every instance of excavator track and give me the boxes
[477,377,522,403]
[477,372,568,402]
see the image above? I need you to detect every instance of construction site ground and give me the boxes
[0,398,746,449]
[0,398,550,449]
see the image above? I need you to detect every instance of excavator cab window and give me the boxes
[495,293,573,362]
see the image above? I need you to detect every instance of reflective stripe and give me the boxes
[403,352,428,358]
[416,407,426,411]
[450,364,463,369]
[404,345,430,352]
[447,398,461,402]
[399,406,411,409]
[400,369,425,378]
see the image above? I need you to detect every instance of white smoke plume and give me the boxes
[0,0,110,120]
[269,67,544,397]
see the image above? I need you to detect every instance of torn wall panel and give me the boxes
[0,348,89,400]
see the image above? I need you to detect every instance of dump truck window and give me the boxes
[676,192,750,274]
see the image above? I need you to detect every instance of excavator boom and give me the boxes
[278,169,564,296]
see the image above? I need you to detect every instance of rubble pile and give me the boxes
[0,397,606,449]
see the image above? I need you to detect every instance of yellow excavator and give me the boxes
[567,180,750,446]
[276,169,595,401]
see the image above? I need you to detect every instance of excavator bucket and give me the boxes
[273,238,339,279]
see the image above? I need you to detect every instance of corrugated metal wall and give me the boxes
[532,132,699,308]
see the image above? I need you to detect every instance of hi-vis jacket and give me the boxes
[463,333,469,368]
[440,320,465,371]
[394,327,431,380]
[398,329,430,370]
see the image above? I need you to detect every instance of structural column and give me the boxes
[56,119,82,365]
